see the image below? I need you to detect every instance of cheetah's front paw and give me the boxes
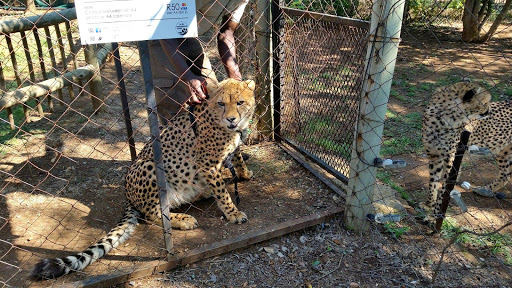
[239,170,253,180]
[172,215,198,230]
[226,211,248,224]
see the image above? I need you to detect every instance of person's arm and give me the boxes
[159,38,207,104]
[218,15,242,80]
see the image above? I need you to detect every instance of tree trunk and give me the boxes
[463,0,512,42]
[477,0,512,42]
[462,0,482,42]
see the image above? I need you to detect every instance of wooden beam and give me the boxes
[0,44,111,110]
[62,207,343,288]
[0,8,77,34]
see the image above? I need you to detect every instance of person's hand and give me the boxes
[182,73,208,105]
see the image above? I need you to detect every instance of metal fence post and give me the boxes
[271,0,282,138]
[137,41,174,256]
[344,0,405,232]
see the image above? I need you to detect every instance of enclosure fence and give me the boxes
[1,0,512,287]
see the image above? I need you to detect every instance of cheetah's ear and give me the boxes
[462,89,476,102]
[244,80,256,91]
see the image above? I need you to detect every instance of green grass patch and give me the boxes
[383,222,410,239]
[0,101,47,149]
[296,116,352,160]
[441,219,512,265]
[376,170,414,203]
[381,136,423,155]
[437,74,463,87]
[382,111,423,155]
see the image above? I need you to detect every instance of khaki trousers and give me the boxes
[148,38,218,123]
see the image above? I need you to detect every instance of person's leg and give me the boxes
[148,40,186,123]
[186,38,218,89]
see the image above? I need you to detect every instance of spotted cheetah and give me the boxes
[423,81,512,219]
[32,78,256,279]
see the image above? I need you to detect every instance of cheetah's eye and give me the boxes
[217,102,225,107]
[237,101,245,106]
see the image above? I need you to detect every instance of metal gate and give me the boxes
[275,7,369,183]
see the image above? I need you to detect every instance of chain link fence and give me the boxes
[0,0,511,286]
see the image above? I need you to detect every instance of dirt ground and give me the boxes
[1,13,512,288]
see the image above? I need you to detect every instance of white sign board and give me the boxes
[75,0,198,44]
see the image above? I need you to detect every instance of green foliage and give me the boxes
[383,222,410,239]
[405,0,465,22]
[289,0,359,17]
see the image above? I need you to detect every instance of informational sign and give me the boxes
[75,0,197,44]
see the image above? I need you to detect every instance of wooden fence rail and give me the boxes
[0,7,110,129]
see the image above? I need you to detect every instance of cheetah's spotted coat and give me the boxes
[32,78,256,279]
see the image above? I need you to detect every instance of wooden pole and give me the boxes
[21,30,44,118]
[65,21,81,97]
[344,0,405,232]
[0,54,13,130]
[84,44,105,113]
[254,0,273,140]
[55,23,76,100]
[5,33,23,128]
[44,26,64,107]
[271,0,282,138]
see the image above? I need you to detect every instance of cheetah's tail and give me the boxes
[31,206,140,280]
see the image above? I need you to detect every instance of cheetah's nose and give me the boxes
[226,117,236,123]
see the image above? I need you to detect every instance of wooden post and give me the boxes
[0,60,14,130]
[254,0,273,140]
[55,23,75,100]
[21,30,44,118]
[112,42,137,161]
[344,0,404,232]
[65,21,81,97]
[44,26,64,107]
[0,8,77,34]
[5,33,23,128]
[25,0,37,15]
[84,44,105,113]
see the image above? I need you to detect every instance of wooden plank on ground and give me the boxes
[62,206,343,288]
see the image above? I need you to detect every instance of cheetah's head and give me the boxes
[210,78,256,132]
[426,82,491,130]
[456,85,491,122]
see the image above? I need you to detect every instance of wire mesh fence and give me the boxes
[0,0,511,286]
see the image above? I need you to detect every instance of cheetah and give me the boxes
[422,81,512,219]
[32,78,256,279]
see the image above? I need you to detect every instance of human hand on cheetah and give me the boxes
[183,73,208,105]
